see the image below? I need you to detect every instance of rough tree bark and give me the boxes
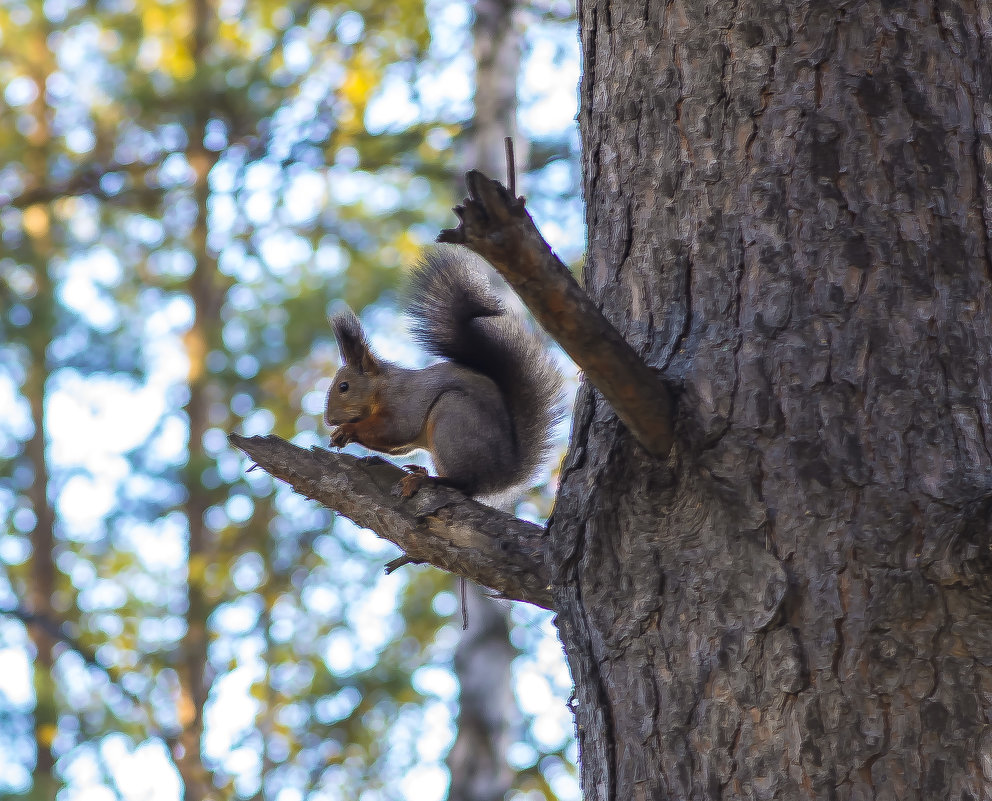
[551,0,992,797]
[236,0,992,798]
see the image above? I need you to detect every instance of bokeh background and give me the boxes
[0,0,583,798]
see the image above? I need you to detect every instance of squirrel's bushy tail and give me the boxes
[407,246,563,491]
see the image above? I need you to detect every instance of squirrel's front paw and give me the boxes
[330,426,354,447]
[399,465,430,498]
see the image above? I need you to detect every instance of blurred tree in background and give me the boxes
[0,0,580,798]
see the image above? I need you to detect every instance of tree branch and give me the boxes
[438,170,675,458]
[1,605,100,668]
[228,434,554,609]
[0,603,174,744]
[3,162,162,209]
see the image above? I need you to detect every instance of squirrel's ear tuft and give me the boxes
[331,309,380,374]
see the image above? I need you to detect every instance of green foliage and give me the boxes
[0,0,579,798]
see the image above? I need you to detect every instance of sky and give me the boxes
[0,0,583,798]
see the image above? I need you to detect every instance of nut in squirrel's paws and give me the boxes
[399,465,430,498]
[330,426,354,448]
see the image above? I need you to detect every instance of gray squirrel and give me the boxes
[324,246,562,498]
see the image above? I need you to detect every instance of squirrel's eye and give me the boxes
[338,381,349,393]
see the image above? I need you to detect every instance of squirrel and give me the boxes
[324,245,563,498]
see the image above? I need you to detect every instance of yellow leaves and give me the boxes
[163,46,196,82]
[342,61,375,103]
[187,554,206,585]
[339,54,379,130]
[139,2,195,81]
[184,327,207,383]
[393,229,424,265]
[37,723,58,747]
[141,4,167,35]
[217,19,242,48]
[142,3,193,40]
[22,204,50,239]
[177,688,197,727]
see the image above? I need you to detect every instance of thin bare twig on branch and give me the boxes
[504,136,516,197]
[438,169,675,458]
[228,434,554,608]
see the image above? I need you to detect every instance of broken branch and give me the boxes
[438,170,675,458]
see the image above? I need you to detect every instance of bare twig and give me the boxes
[229,434,554,609]
[504,137,516,197]
[438,170,676,458]
[384,554,422,574]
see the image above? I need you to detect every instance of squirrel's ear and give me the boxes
[331,309,381,375]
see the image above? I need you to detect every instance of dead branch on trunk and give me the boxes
[438,169,675,458]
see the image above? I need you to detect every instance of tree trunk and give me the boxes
[447,584,518,801]
[22,22,61,798]
[175,3,222,798]
[553,0,992,798]
[24,226,59,801]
